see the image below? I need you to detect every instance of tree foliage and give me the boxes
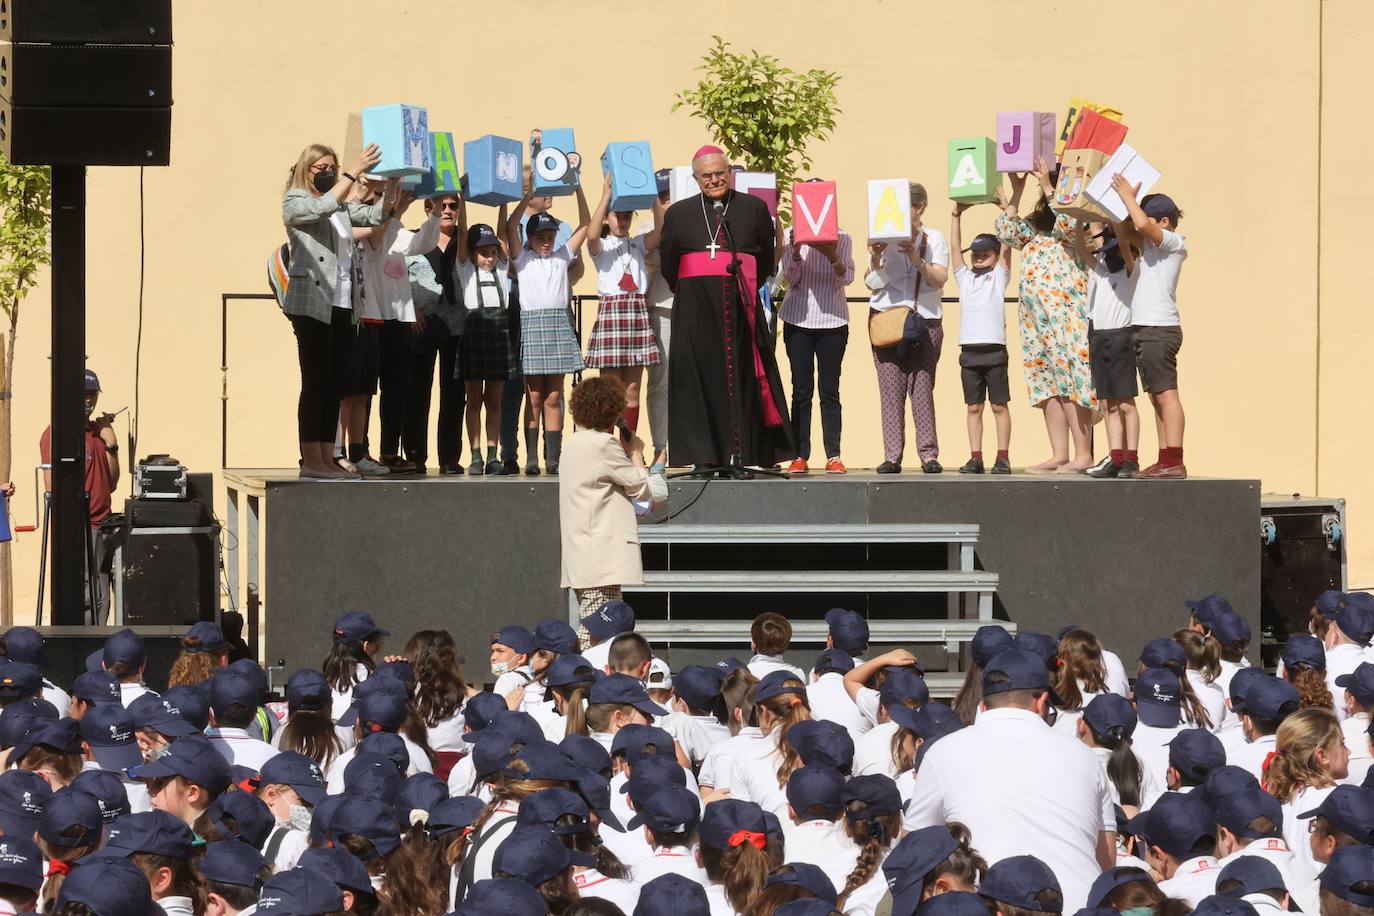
[0,153,51,319]
[674,36,841,222]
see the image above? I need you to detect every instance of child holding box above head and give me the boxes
[507,183,592,476]
[584,177,666,435]
[949,199,1013,474]
[453,196,515,476]
[1111,174,1189,479]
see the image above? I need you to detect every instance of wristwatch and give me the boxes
[105,442,119,454]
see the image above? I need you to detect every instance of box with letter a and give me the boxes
[361,103,431,178]
[413,132,461,199]
[947,138,998,204]
[530,127,580,197]
[996,112,1057,173]
[601,141,657,211]
[792,181,838,244]
[462,135,523,206]
[867,179,911,242]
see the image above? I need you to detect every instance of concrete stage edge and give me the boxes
[224,470,1260,676]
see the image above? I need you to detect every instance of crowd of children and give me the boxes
[0,588,1372,916]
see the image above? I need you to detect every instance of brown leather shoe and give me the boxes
[1139,463,1188,479]
[1136,462,1162,477]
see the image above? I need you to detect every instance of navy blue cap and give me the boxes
[982,650,1051,695]
[634,872,711,916]
[1336,662,1374,706]
[85,648,105,673]
[1140,193,1181,221]
[626,784,700,835]
[0,697,58,749]
[714,656,748,675]
[127,733,230,794]
[397,772,447,823]
[1135,668,1182,728]
[590,672,667,717]
[160,684,211,731]
[912,891,992,916]
[38,786,102,847]
[971,626,1015,668]
[296,846,373,895]
[979,855,1062,911]
[80,702,144,771]
[349,690,408,734]
[1297,784,1374,843]
[0,835,42,892]
[1015,632,1059,669]
[1087,866,1153,907]
[1228,667,1268,708]
[127,691,201,738]
[493,825,595,885]
[374,659,415,687]
[427,795,486,839]
[184,621,227,653]
[72,670,122,705]
[0,661,41,698]
[461,691,510,736]
[1280,634,1325,672]
[842,774,902,823]
[1187,595,1235,629]
[533,619,578,655]
[259,751,328,807]
[1337,604,1374,644]
[71,768,131,823]
[1168,728,1226,782]
[285,669,331,711]
[516,787,590,835]
[1235,675,1299,720]
[1125,792,1215,858]
[1,627,45,666]
[454,877,547,916]
[884,825,962,916]
[466,223,502,251]
[470,715,543,778]
[560,733,611,776]
[1196,765,1261,810]
[622,755,688,801]
[1321,845,1374,907]
[893,703,964,772]
[786,764,844,819]
[825,608,869,655]
[787,719,855,772]
[582,599,636,642]
[200,838,267,889]
[207,789,274,847]
[1217,857,1287,898]
[308,795,345,846]
[12,716,81,763]
[526,211,561,237]
[674,664,725,712]
[575,768,624,833]
[544,654,596,689]
[95,810,198,859]
[611,723,676,765]
[699,798,769,849]
[1192,896,1261,916]
[812,648,855,676]
[102,629,146,669]
[332,611,388,645]
[0,769,51,837]
[257,868,345,916]
[491,624,535,656]
[1082,693,1137,741]
[343,750,404,803]
[755,670,808,705]
[1139,638,1186,670]
[880,670,929,708]
[226,658,268,693]
[967,233,1001,254]
[503,739,584,782]
[324,796,401,858]
[1214,786,1283,839]
[57,856,160,916]
[1212,611,1252,649]
[766,862,838,903]
[1315,589,1347,618]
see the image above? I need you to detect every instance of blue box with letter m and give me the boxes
[361,103,430,178]
[601,141,656,211]
[463,134,523,206]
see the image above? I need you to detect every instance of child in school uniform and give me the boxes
[949,202,1013,474]
[454,200,515,476]
[1111,177,1188,479]
[507,185,591,475]
[585,178,665,434]
[1075,225,1142,478]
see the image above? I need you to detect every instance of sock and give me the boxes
[1125,449,1138,464]
[471,447,483,466]
[347,443,366,463]
[624,405,640,432]
[996,450,1009,462]
[524,427,539,466]
[487,445,497,461]
[1110,449,1124,465]
[1164,446,1184,466]
[544,430,563,468]
[971,451,983,461]
[1157,449,1167,467]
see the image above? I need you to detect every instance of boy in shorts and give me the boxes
[950,202,1013,474]
[1112,176,1188,479]
[1074,226,1141,478]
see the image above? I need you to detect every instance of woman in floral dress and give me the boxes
[995,165,1096,471]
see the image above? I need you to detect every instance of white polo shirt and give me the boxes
[904,707,1114,913]
[1341,712,1372,785]
[955,264,1009,346]
[784,819,859,895]
[119,682,155,709]
[1216,840,1320,915]
[574,868,641,913]
[205,727,281,771]
[1130,229,1187,327]
[728,739,790,820]
[1326,643,1366,722]
[1282,784,1334,878]
[592,233,648,296]
[1184,670,1227,732]
[852,721,899,779]
[325,735,433,793]
[866,228,951,319]
[697,726,764,791]
[746,655,806,683]
[631,845,710,893]
[1157,855,1221,907]
[1228,733,1279,783]
[514,243,574,311]
[1089,262,1136,331]
[805,673,872,740]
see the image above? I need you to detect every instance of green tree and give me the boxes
[0,152,53,623]
[674,36,841,222]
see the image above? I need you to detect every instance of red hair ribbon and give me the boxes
[788,695,803,707]
[238,776,262,793]
[47,860,70,877]
[1260,751,1279,789]
[727,830,766,850]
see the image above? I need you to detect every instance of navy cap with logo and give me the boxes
[1336,663,1374,707]
[1192,896,1261,916]
[786,764,844,820]
[160,684,211,731]
[971,626,1015,668]
[1139,638,1186,670]
[1320,845,1374,907]
[206,789,274,847]
[257,868,345,916]
[199,838,266,889]
[323,797,401,859]
[979,855,1062,911]
[699,798,770,850]
[284,669,331,712]
[911,891,993,916]
[1217,856,1287,899]
[533,619,578,655]
[1186,594,1235,630]
[83,369,102,392]
[127,691,200,738]
[824,608,869,656]
[38,786,102,847]
[880,670,929,708]
[635,872,711,916]
[103,628,147,669]
[454,877,547,916]
[0,769,52,837]
[1236,675,1300,721]
[0,835,42,893]
[71,669,122,705]
[296,846,373,896]
[1135,668,1183,728]
[1086,866,1153,908]
[331,611,388,646]
[1298,784,1374,844]
[626,784,701,835]
[0,627,45,666]
[515,787,589,835]
[544,654,596,689]
[766,862,838,903]
[1168,728,1226,783]
[611,723,675,764]
[0,697,58,749]
[491,624,535,656]
[80,703,144,772]
[812,648,855,677]
[0,661,41,698]
[982,649,1051,695]
[590,673,667,718]
[622,756,688,802]
[1082,693,1137,741]
[183,621,228,653]
[581,599,636,641]
[674,664,725,712]
[1280,634,1325,672]
[1124,792,1216,858]
[466,223,502,251]
[57,855,161,916]
[884,825,962,916]
[95,810,198,859]
[258,751,327,807]
[1215,786,1284,839]
[525,211,561,238]
[71,768,131,823]
[492,825,595,885]
[427,795,486,840]
[127,733,231,794]
[786,719,855,773]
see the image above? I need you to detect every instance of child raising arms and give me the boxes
[950,199,1013,474]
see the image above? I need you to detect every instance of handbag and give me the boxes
[868,232,928,348]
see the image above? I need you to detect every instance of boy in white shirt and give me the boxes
[1112,178,1188,479]
[1334,663,1374,783]
[949,202,1012,475]
[1075,228,1142,479]
[746,613,806,682]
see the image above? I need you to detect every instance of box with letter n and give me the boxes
[1052,110,1129,221]
[531,128,579,196]
[996,112,1057,173]
[948,138,998,204]
[412,131,461,199]
[462,135,523,206]
[867,179,911,242]
[360,103,431,178]
[601,141,656,211]
[792,181,838,244]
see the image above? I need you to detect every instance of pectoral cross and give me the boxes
[707,240,721,259]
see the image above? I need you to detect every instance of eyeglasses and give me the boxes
[309,162,335,174]
[440,202,461,211]
[696,170,728,182]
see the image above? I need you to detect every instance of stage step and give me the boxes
[638,522,982,572]
[633,569,997,593]
[636,618,1016,646]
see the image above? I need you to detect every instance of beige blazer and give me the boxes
[559,429,652,589]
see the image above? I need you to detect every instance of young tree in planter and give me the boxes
[0,153,53,622]
[674,36,841,224]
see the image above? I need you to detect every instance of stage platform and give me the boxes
[223,468,1261,680]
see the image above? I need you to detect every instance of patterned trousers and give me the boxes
[573,585,623,649]
[872,318,944,463]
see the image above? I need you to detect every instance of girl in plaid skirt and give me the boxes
[455,196,515,476]
[585,178,665,433]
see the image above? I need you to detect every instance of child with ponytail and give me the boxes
[167,622,230,690]
[322,612,387,724]
[697,799,781,915]
[881,823,988,912]
[37,788,104,913]
[1052,628,1111,733]
[1280,635,1334,711]
[326,796,443,916]
[1139,638,1213,731]
[516,787,637,913]
[1173,629,1226,729]
[1265,707,1349,876]
[697,667,762,796]
[545,655,599,741]
[1076,694,1153,812]
[729,672,813,818]
[835,774,904,914]
[275,669,346,774]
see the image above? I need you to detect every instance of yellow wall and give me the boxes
[5,0,1366,621]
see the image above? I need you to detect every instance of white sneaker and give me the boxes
[353,457,391,477]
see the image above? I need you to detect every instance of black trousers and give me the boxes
[783,323,848,460]
[378,319,412,457]
[404,320,464,468]
[290,310,349,443]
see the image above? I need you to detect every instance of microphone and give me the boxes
[712,200,723,214]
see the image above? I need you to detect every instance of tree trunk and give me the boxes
[0,330,13,625]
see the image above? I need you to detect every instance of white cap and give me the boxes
[645,657,673,690]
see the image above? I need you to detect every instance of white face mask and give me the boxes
[287,804,312,832]
[491,661,511,677]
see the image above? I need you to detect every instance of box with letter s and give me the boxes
[601,141,656,211]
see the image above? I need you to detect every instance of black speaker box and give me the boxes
[0,0,172,44]
[0,99,169,165]
[1,42,172,106]
[119,528,218,626]
[5,628,184,694]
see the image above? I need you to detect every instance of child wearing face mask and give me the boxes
[490,625,537,708]
[454,198,515,476]
[253,751,327,872]
[584,177,665,436]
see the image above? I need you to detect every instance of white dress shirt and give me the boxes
[1228,734,1279,784]
[728,738,790,819]
[806,673,872,739]
[205,727,281,771]
[1157,855,1221,907]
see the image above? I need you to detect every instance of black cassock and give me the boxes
[659,190,794,467]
